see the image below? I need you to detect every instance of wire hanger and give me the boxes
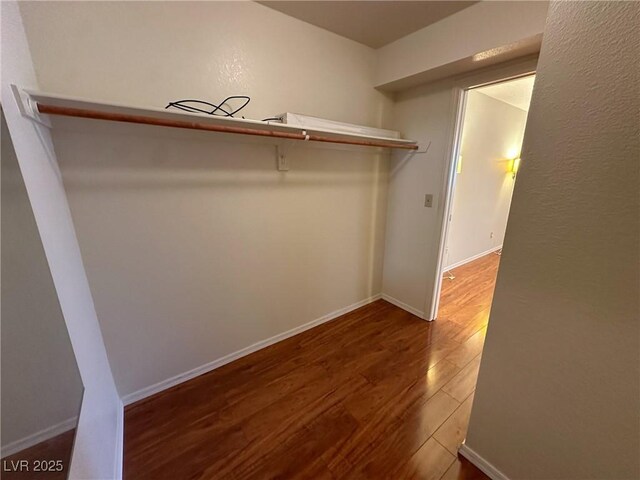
[166,96,250,118]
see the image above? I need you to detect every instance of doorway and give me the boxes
[433,74,536,321]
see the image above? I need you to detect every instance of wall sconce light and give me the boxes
[508,157,521,179]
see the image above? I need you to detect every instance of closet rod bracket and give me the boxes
[11,85,51,128]
[413,141,431,155]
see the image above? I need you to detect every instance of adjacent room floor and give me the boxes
[124,253,500,479]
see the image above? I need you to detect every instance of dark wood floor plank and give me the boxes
[212,370,370,478]
[327,359,461,473]
[130,422,248,480]
[395,437,457,480]
[210,404,353,479]
[439,254,499,314]
[0,430,75,480]
[442,355,482,403]
[229,404,357,480]
[445,328,486,368]
[342,357,458,424]
[124,253,500,479]
[239,367,368,442]
[353,391,460,478]
[434,393,476,455]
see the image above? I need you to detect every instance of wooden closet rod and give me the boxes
[36,103,419,151]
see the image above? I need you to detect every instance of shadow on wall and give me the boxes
[52,118,394,190]
[1,109,83,466]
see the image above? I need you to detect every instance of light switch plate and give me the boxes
[424,194,434,208]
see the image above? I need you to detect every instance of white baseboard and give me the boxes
[459,443,510,480]
[114,400,124,480]
[122,294,382,406]
[444,245,502,272]
[381,294,427,320]
[1,416,78,458]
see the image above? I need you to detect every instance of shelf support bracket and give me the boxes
[11,85,51,128]
[276,144,290,171]
[276,131,307,171]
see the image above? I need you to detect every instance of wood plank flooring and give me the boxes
[125,253,500,479]
[0,430,76,480]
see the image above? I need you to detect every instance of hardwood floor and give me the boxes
[125,253,500,479]
[0,430,76,480]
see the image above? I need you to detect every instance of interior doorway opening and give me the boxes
[434,74,536,323]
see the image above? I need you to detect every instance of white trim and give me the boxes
[1,416,78,458]
[429,63,538,322]
[381,294,427,320]
[113,400,124,480]
[122,294,382,405]
[459,443,510,480]
[22,88,417,148]
[428,87,467,321]
[443,245,503,271]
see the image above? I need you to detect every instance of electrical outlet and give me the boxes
[424,194,434,208]
[490,232,494,239]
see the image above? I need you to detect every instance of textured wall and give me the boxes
[1,111,83,454]
[376,1,548,89]
[465,2,640,478]
[19,1,393,399]
[20,1,392,128]
[1,2,122,477]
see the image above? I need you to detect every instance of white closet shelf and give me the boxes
[18,88,419,151]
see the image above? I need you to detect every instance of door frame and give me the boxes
[427,68,537,321]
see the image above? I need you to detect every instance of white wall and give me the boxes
[376,1,548,91]
[1,3,122,478]
[20,1,392,128]
[1,111,83,455]
[382,58,537,318]
[445,91,528,269]
[19,1,394,400]
[464,1,640,478]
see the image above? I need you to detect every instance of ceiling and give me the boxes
[258,1,478,48]
[477,75,536,112]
